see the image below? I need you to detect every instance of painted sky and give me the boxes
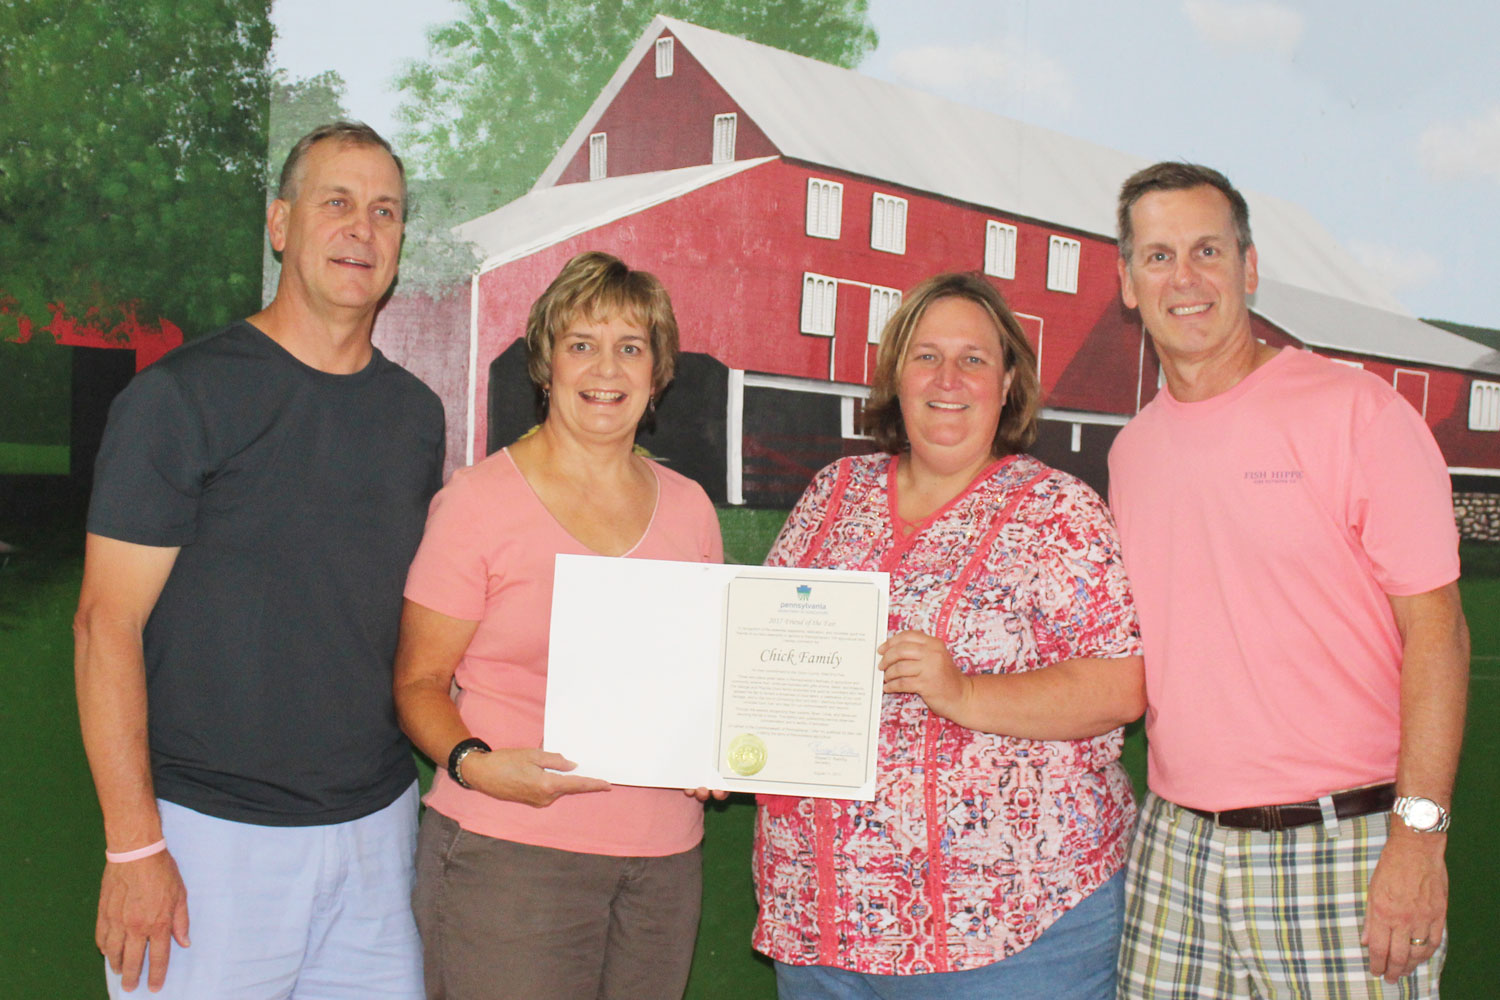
[271,0,1500,328]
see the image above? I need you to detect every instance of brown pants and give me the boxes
[412,809,703,1000]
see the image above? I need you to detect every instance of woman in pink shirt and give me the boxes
[395,252,723,1000]
[754,272,1146,999]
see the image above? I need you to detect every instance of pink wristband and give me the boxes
[105,838,167,864]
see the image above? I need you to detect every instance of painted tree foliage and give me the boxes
[394,0,879,206]
[267,68,350,186]
[262,69,350,305]
[0,0,272,338]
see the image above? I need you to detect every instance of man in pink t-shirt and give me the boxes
[1108,162,1469,999]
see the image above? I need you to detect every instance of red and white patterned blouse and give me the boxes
[752,452,1142,974]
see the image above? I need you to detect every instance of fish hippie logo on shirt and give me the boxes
[1244,469,1304,485]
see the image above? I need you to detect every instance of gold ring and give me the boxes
[1409,936,1428,946]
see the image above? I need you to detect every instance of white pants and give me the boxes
[107,784,423,1000]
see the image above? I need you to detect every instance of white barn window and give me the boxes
[801,273,838,336]
[712,113,737,163]
[984,221,1017,279]
[588,132,607,181]
[1470,380,1500,431]
[868,285,902,344]
[1047,235,1080,293]
[870,193,907,254]
[655,37,674,77]
[805,179,843,239]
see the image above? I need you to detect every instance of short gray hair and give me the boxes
[276,121,406,216]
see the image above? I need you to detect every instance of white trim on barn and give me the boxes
[466,272,480,466]
[1040,407,1131,427]
[727,371,873,505]
[726,368,745,504]
[1393,368,1430,418]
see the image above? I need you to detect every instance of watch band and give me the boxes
[1392,795,1451,833]
[447,737,492,789]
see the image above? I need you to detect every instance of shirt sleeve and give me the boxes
[1350,395,1460,596]
[86,365,210,547]
[1027,478,1144,664]
[403,470,490,621]
[764,460,842,568]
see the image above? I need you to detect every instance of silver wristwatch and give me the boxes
[1392,795,1451,833]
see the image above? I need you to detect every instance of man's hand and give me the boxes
[1361,828,1446,982]
[1362,582,1468,983]
[97,851,190,993]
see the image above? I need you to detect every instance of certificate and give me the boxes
[544,555,888,799]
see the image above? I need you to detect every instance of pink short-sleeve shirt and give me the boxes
[404,448,724,856]
[1108,348,1459,810]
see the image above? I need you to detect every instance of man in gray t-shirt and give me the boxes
[75,122,442,999]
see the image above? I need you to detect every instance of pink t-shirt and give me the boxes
[1108,348,1458,810]
[403,448,724,856]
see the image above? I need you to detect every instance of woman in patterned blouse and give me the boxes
[753,271,1146,999]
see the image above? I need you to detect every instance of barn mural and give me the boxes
[365,16,1500,509]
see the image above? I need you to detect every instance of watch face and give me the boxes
[1405,798,1441,830]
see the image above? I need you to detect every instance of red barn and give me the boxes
[375,16,1500,510]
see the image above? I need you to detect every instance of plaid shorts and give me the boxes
[1117,792,1444,999]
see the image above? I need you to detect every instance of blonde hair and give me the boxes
[524,252,679,409]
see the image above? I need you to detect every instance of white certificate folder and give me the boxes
[544,554,889,800]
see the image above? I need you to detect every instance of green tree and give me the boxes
[0,0,272,337]
[262,68,350,304]
[394,0,878,206]
[266,68,350,187]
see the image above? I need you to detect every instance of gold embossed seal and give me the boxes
[726,733,767,776]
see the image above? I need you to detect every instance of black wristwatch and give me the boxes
[447,737,492,789]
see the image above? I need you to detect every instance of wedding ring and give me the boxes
[1409,936,1428,946]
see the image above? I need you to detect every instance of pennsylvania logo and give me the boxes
[795,584,812,601]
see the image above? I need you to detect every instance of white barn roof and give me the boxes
[526,16,1492,374]
[458,157,771,273]
[1255,279,1500,375]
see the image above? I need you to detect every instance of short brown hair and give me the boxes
[1117,161,1251,263]
[865,272,1039,457]
[525,252,680,413]
[277,121,406,215]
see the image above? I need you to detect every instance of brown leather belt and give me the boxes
[1180,783,1396,832]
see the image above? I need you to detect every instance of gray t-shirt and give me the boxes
[88,321,445,825]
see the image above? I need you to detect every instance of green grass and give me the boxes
[4,509,1495,998]
[0,518,98,999]
[0,443,70,475]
